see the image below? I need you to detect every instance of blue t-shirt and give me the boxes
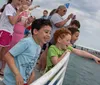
[41,16,48,19]
[3,37,41,85]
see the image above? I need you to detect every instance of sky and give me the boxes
[0,0,100,51]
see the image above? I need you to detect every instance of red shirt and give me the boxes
[26,25,31,30]
[24,84,28,85]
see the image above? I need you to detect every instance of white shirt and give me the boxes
[0,4,16,34]
[0,12,2,19]
[50,13,63,40]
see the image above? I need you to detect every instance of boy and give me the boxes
[3,19,52,85]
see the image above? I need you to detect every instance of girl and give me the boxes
[24,16,36,37]
[0,0,23,75]
[8,0,33,49]
[67,27,80,45]
[8,0,39,50]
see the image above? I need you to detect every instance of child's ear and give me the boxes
[57,37,61,43]
[33,29,38,34]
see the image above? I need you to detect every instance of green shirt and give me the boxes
[45,45,73,72]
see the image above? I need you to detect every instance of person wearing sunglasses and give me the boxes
[50,5,73,44]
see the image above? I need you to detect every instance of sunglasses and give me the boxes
[63,10,67,12]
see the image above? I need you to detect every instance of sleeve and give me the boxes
[9,39,29,57]
[67,46,73,51]
[51,14,63,24]
[48,46,58,59]
[5,4,15,16]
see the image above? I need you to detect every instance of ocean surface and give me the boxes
[63,53,100,85]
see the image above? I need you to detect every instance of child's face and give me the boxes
[34,25,51,44]
[59,34,71,49]
[27,16,34,24]
[71,32,79,44]
[43,11,48,16]
[21,0,32,6]
[13,0,22,7]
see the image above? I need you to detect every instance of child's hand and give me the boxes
[29,5,40,11]
[67,49,71,52]
[34,5,40,8]
[64,50,68,54]
[94,57,100,64]
[17,6,24,13]
[15,74,24,85]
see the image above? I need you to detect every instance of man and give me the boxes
[41,10,48,19]
[50,5,73,44]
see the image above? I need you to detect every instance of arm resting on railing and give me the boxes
[52,51,67,65]
[72,48,100,64]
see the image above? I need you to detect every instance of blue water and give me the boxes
[63,53,100,85]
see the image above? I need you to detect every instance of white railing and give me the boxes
[30,52,70,85]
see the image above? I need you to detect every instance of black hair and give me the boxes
[0,4,6,12]
[68,27,80,35]
[31,0,33,2]
[49,9,56,16]
[44,10,48,13]
[0,0,12,12]
[70,20,80,28]
[7,0,12,4]
[31,19,52,35]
